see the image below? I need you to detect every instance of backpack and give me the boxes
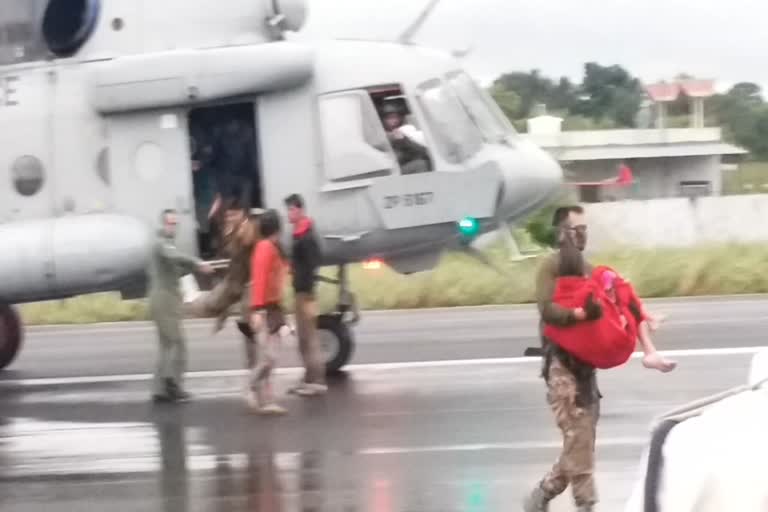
[543,276,635,369]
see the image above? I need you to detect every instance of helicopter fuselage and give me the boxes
[0,0,563,372]
[0,21,562,304]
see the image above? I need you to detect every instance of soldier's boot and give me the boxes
[522,486,550,512]
[166,379,191,403]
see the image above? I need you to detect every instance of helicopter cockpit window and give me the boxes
[318,91,397,182]
[416,78,483,164]
[371,89,433,175]
[448,71,515,143]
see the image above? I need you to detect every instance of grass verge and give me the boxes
[19,243,768,325]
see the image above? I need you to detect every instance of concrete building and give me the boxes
[522,80,748,202]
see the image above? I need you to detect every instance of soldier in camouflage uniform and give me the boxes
[189,203,263,370]
[524,205,602,512]
[149,209,213,403]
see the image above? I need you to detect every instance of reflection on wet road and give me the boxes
[0,302,764,511]
[0,356,755,511]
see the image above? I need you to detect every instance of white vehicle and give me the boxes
[624,349,768,512]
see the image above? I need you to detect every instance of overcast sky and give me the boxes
[304,0,765,91]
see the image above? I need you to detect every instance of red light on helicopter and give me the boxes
[363,258,383,270]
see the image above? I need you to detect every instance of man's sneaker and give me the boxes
[293,383,328,397]
[522,486,550,512]
[258,403,287,415]
[287,379,307,394]
[244,387,260,411]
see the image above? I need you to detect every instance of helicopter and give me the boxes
[0,0,563,374]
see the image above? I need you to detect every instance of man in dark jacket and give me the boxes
[284,193,326,396]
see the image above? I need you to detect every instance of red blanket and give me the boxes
[543,275,635,369]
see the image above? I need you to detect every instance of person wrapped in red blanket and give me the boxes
[593,265,676,373]
[543,246,635,369]
[544,239,677,372]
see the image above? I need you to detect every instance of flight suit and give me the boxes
[148,229,203,397]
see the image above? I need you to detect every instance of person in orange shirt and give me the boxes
[248,209,290,415]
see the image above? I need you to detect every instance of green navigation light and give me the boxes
[457,216,480,238]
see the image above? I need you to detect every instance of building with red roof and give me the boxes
[524,80,747,203]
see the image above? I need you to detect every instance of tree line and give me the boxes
[490,63,768,159]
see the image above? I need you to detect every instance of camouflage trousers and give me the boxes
[539,357,600,507]
[188,281,258,368]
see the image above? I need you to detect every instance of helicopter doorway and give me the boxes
[188,103,263,259]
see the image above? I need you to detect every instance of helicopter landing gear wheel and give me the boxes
[314,264,359,375]
[318,314,355,376]
[0,304,23,371]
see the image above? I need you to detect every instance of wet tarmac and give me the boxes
[0,299,765,511]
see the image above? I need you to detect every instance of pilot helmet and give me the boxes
[381,102,402,117]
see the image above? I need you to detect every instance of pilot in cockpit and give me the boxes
[380,102,433,175]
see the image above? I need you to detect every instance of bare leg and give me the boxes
[250,330,285,415]
[638,322,676,373]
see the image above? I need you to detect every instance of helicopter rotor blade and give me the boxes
[397,0,443,45]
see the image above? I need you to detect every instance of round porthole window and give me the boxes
[42,0,102,58]
[12,156,45,197]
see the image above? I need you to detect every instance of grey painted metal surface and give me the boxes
[0,214,150,303]
[0,0,562,309]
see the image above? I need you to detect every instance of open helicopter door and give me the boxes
[107,109,197,254]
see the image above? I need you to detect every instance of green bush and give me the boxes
[19,243,768,325]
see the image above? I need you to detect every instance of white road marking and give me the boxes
[0,346,763,388]
[358,437,648,455]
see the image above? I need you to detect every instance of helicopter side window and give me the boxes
[447,71,516,144]
[371,89,433,175]
[416,78,483,164]
[318,91,397,182]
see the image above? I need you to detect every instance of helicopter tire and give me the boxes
[0,304,23,371]
[317,314,355,376]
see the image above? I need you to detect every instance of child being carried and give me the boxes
[595,266,676,373]
[543,238,676,372]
